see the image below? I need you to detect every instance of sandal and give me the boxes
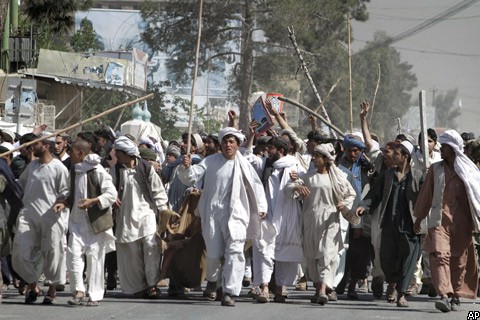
[67,291,85,306]
[203,281,217,301]
[396,295,408,307]
[248,286,261,299]
[25,288,42,304]
[42,295,57,305]
[317,294,329,305]
[146,286,162,299]
[256,291,270,303]
[84,300,99,307]
[386,283,397,303]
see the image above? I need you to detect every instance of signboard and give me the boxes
[4,78,37,125]
[132,48,148,91]
[251,97,273,135]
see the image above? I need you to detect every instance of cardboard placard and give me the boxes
[251,96,273,134]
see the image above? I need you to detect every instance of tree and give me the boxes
[434,88,460,129]
[71,18,103,52]
[140,0,369,131]
[0,0,8,35]
[147,82,183,141]
[345,31,417,140]
[23,0,93,50]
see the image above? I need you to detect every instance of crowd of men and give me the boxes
[0,101,479,314]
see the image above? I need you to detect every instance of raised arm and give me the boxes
[228,110,237,129]
[360,101,375,152]
[265,99,292,131]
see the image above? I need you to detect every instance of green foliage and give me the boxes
[71,18,102,52]
[141,0,243,85]
[140,0,370,131]
[22,0,93,50]
[147,82,183,141]
[434,88,460,129]
[346,31,417,140]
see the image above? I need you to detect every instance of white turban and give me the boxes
[219,127,245,144]
[138,136,155,148]
[2,129,16,142]
[192,133,204,150]
[313,143,351,204]
[314,143,336,162]
[114,136,140,157]
[438,129,463,152]
[0,142,14,151]
[400,140,415,156]
[439,129,480,229]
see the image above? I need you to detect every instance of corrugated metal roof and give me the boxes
[19,69,145,96]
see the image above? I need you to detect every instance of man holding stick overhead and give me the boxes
[179,127,268,306]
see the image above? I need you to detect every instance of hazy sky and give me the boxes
[351,0,480,134]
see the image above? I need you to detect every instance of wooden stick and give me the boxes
[347,14,353,133]
[186,0,204,155]
[278,96,345,138]
[287,26,337,138]
[0,93,154,158]
[313,77,342,114]
[368,63,381,127]
[419,90,430,168]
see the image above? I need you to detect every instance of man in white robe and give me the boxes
[112,136,169,298]
[246,136,303,303]
[178,127,268,307]
[54,140,117,306]
[12,136,69,304]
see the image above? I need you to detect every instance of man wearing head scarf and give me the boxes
[245,135,303,303]
[111,136,169,298]
[286,143,357,305]
[53,140,117,306]
[336,133,374,298]
[178,127,267,307]
[357,141,423,307]
[414,129,480,312]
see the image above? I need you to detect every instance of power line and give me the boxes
[354,39,480,57]
[358,0,480,53]
[368,12,480,21]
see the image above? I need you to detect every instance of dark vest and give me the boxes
[70,168,114,234]
[114,159,158,216]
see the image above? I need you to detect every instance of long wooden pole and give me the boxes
[278,96,345,138]
[287,26,337,139]
[368,63,381,127]
[186,0,204,154]
[419,90,430,168]
[0,93,154,158]
[347,14,353,133]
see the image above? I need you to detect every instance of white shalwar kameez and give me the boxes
[286,169,356,289]
[178,151,267,296]
[113,162,168,294]
[246,153,304,286]
[12,159,69,285]
[67,154,117,301]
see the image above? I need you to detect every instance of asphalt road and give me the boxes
[1,282,479,320]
